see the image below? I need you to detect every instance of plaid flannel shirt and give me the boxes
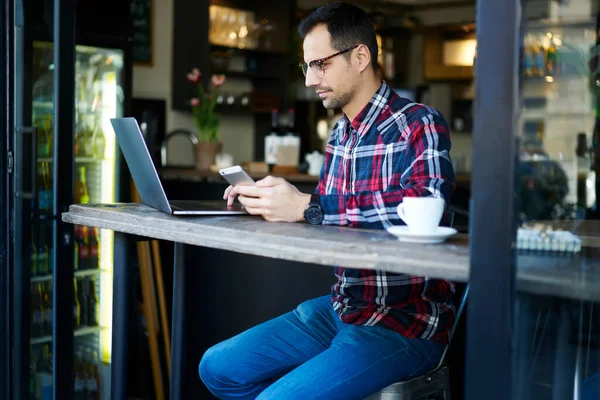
[316,81,456,343]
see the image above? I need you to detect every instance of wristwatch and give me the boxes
[303,194,324,225]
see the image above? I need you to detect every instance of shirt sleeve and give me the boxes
[316,112,455,230]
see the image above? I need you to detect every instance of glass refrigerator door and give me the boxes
[73,43,124,400]
[29,42,124,400]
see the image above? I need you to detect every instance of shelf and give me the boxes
[31,326,106,345]
[210,44,286,57]
[37,156,104,163]
[211,70,279,80]
[525,17,596,30]
[31,268,102,283]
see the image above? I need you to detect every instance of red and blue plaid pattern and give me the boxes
[316,82,456,343]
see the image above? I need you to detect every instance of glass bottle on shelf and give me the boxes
[77,226,90,271]
[36,344,53,400]
[29,345,36,400]
[74,348,86,400]
[87,350,101,400]
[38,162,53,213]
[75,166,90,205]
[36,225,49,276]
[265,108,281,169]
[83,117,95,157]
[75,115,86,157]
[36,116,50,158]
[92,118,106,159]
[41,282,52,336]
[34,283,46,337]
[73,277,81,330]
[88,228,99,270]
[87,279,99,327]
[78,279,89,326]
[30,227,38,277]
[31,283,42,337]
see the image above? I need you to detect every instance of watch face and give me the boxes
[306,206,323,224]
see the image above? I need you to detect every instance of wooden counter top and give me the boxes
[62,203,600,301]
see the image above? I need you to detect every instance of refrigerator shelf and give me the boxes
[30,326,107,346]
[31,268,102,283]
[37,156,103,163]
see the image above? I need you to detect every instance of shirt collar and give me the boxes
[343,81,390,136]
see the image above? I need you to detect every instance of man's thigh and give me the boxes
[200,295,340,385]
[256,324,446,400]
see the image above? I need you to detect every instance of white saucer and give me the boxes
[386,226,458,244]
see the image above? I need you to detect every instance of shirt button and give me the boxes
[346,183,352,190]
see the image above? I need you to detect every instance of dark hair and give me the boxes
[298,2,378,72]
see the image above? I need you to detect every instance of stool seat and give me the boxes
[363,365,451,400]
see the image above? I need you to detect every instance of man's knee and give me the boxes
[199,344,230,393]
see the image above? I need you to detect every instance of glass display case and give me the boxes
[27,41,125,400]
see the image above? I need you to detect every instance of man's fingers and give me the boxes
[234,184,263,197]
[256,175,283,187]
[223,185,233,200]
[238,195,267,209]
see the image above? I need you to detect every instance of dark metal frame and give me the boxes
[0,1,13,399]
[52,0,75,398]
[466,0,520,399]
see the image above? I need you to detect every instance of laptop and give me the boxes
[110,117,248,216]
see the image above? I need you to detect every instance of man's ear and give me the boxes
[355,44,372,73]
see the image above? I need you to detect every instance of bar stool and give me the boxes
[363,285,469,400]
[364,205,470,400]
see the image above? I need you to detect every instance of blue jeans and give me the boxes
[199,295,446,400]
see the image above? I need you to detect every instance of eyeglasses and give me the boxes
[299,45,360,78]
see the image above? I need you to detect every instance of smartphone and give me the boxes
[219,165,256,186]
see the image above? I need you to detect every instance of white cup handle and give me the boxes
[397,203,407,223]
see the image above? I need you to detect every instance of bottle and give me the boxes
[37,344,53,400]
[78,279,88,326]
[73,278,81,330]
[75,166,90,204]
[74,349,86,400]
[83,117,95,157]
[74,225,80,271]
[44,115,54,155]
[546,38,557,77]
[38,162,53,212]
[88,228,99,270]
[37,226,49,276]
[41,282,52,336]
[92,119,106,159]
[30,227,38,277]
[284,108,300,166]
[86,349,100,400]
[75,116,86,157]
[264,109,281,169]
[29,345,36,400]
[77,226,90,270]
[87,279,99,327]
[36,117,50,157]
[32,283,44,337]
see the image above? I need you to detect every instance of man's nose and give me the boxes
[304,67,320,88]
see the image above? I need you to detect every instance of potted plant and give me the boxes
[186,67,226,170]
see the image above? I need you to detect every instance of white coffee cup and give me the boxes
[396,197,445,234]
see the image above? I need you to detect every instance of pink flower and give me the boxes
[211,74,226,88]
[186,68,202,84]
[190,98,200,106]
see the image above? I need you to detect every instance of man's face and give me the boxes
[302,24,359,110]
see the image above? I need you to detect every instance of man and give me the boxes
[199,2,456,399]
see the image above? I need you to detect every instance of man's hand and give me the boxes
[224,176,311,222]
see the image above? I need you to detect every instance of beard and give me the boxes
[322,90,353,110]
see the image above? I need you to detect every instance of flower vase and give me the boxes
[195,141,222,171]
